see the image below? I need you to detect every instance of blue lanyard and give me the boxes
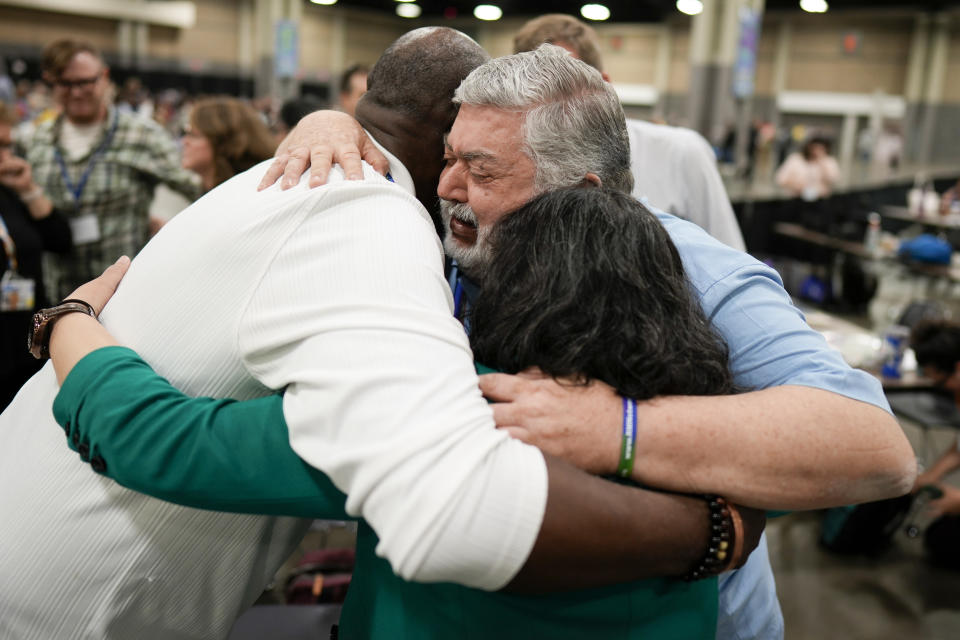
[54,111,119,205]
[449,262,465,320]
[448,261,474,335]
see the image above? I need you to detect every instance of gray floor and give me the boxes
[769,420,960,640]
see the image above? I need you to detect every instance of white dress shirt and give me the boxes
[0,142,547,639]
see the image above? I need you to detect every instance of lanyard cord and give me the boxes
[54,111,119,206]
[0,213,17,272]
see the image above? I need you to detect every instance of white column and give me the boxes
[653,23,672,120]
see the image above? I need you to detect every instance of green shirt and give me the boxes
[54,346,718,639]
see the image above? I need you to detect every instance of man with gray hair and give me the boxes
[442,38,784,640]
[513,13,746,251]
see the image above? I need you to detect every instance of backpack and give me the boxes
[819,494,915,556]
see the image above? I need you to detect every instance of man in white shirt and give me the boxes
[0,28,750,640]
[513,14,745,251]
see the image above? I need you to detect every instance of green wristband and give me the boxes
[617,397,637,478]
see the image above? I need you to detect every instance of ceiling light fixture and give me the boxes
[799,0,828,12]
[580,4,610,21]
[676,0,703,16]
[473,4,502,21]
[396,2,421,17]
[310,0,337,5]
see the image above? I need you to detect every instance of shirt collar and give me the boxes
[365,131,416,197]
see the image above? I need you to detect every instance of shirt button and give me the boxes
[78,443,90,461]
[90,456,107,474]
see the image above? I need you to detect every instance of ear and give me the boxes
[583,172,602,188]
[601,71,612,83]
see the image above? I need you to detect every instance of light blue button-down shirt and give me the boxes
[657,207,890,640]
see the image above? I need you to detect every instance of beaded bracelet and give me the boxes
[683,495,741,582]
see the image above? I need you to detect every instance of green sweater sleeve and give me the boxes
[53,346,350,520]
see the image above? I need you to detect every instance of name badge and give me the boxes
[70,213,101,245]
[1,271,35,312]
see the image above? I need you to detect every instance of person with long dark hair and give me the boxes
[471,187,737,402]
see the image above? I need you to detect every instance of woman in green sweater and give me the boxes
[50,187,741,638]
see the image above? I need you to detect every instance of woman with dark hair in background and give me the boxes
[910,321,960,569]
[181,97,276,193]
[775,135,840,201]
[42,187,751,637]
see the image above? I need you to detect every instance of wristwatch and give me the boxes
[28,298,97,360]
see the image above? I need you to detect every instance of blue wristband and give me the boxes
[616,397,637,478]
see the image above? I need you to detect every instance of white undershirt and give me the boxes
[59,119,103,160]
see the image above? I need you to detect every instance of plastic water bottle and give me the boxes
[881,325,911,378]
[908,179,924,216]
[864,212,881,257]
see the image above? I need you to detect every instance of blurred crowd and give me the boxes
[0,40,369,409]
[0,61,369,149]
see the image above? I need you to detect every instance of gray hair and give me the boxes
[453,44,633,194]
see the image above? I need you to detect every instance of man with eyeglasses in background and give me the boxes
[16,39,200,301]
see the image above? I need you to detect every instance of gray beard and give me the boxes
[439,199,493,277]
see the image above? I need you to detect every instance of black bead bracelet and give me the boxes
[683,494,734,582]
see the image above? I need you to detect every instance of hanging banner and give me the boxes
[732,7,761,99]
[275,20,299,78]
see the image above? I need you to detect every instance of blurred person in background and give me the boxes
[274,95,325,144]
[0,58,13,104]
[0,102,72,409]
[18,39,200,301]
[940,177,960,216]
[775,135,839,201]
[337,63,368,117]
[513,14,745,251]
[181,97,276,193]
[871,122,903,177]
[910,321,960,569]
[116,76,153,121]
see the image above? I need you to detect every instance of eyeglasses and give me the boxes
[55,70,103,90]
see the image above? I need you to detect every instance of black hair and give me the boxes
[279,96,325,130]
[469,187,738,400]
[802,135,832,161]
[364,28,489,123]
[911,321,960,374]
